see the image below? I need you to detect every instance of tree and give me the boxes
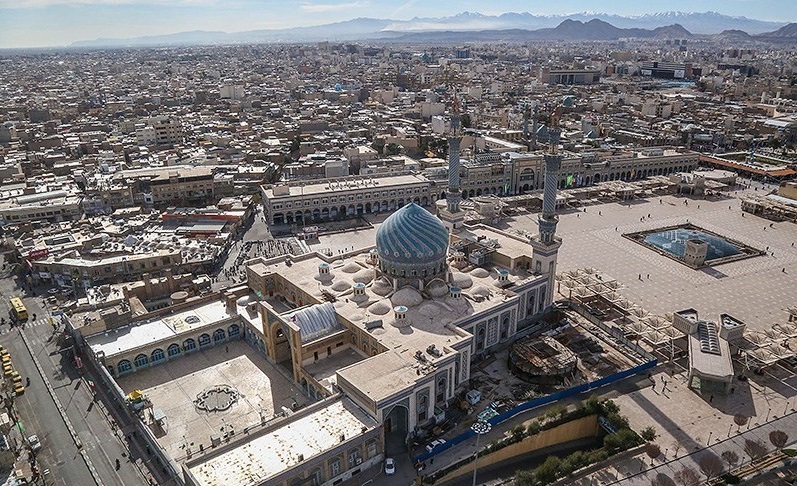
[670,440,683,458]
[534,455,562,485]
[733,414,748,432]
[673,466,700,486]
[385,143,401,156]
[645,443,662,464]
[769,430,789,450]
[721,449,739,471]
[640,426,658,442]
[650,473,677,486]
[743,438,768,462]
[697,453,724,481]
[514,470,536,486]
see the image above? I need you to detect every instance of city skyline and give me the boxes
[0,0,795,48]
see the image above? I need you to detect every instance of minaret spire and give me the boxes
[438,91,466,234]
[529,102,564,312]
[446,93,463,214]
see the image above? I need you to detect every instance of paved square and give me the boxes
[115,339,308,460]
[543,191,796,332]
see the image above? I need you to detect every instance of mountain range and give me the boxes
[70,11,795,48]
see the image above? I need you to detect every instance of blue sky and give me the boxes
[0,0,793,48]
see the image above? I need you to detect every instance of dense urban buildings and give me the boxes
[1,11,797,486]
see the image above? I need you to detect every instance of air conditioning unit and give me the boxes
[356,458,362,465]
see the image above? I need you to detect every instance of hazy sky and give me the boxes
[0,0,794,48]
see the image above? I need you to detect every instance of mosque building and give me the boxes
[245,104,563,440]
[195,103,565,485]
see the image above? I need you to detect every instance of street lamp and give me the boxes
[471,421,491,486]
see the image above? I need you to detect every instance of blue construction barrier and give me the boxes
[413,358,657,463]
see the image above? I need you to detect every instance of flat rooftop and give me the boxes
[187,396,376,486]
[263,173,429,199]
[85,299,234,358]
[114,339,309,462]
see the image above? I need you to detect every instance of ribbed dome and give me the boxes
[376,203,449,268]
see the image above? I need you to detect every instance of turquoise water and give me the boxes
[643,228,741,261]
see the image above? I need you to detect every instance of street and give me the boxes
[0,262,150,486]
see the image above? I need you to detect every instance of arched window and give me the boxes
[117,360,132,375]
[198,333,211,347]
[183,338,196,352]
[228,324,241,338]
[151,348,165,363]
[213,329,226,343]
[436,376,447,404]
[167,343,180,357]
[134,354,149,368]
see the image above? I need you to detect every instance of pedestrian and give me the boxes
[646,274,650,279]
[783,268,786,273]
[599,211,602,216]
[709,394,714,403]
[638,274,642,280]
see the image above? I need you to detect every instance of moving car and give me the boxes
[384,457,395,475]
[27,435,41,452]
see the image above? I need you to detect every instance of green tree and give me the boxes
[514,470,536,486]
[640,426,658,442]
[604,429,639,453]
[534,456,562,485]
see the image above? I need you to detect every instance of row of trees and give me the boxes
[650,430,789,486]
[512,398,642,485]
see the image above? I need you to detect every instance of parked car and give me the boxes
[384,457,395,475]
[425,438,446,453]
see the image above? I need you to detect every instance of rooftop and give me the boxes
[187,397,375,486]
[263,173,429,199]
[85,299,233,358]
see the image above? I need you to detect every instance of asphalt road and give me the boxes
[0,266,149,486]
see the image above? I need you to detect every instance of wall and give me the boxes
[437,415,599,484]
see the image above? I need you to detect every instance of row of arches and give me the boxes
[113,324,241,376]
[273,197,432,225]
[516,165,696,192]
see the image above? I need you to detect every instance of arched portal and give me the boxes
[383,404,409,455]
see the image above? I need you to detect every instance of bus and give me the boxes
[9,298,28,322]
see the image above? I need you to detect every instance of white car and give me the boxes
[425,438,446,453]
[384,457,395,475]
[28,435,41,452]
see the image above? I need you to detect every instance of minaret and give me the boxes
[438,95,465,234]
[530,127,563,310]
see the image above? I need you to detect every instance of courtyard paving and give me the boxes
[115,339,308,461]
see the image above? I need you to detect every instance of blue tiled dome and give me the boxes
[375,203,449,276]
